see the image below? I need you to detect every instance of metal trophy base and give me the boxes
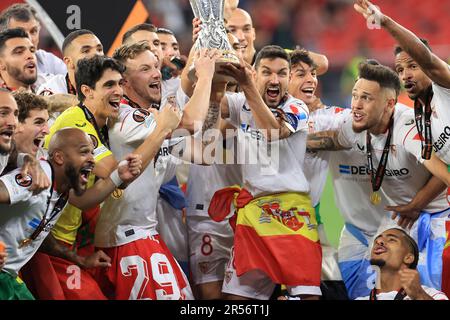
[188,54,240,84]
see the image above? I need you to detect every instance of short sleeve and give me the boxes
[114,105,157,147]
[0,161,51,204]
[280,98,309,133]
[337,113,356,149]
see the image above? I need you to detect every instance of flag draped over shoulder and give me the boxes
[209,187,322,286]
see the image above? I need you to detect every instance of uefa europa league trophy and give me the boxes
[189,0,240,82]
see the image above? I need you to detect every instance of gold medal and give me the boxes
[370,192,382,206]
[19,238,32,249]
[112,188,123,199]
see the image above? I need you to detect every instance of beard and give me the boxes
[0,143,11,155]
[65,164,85,196]
[7,64,37,86]
[370,258,386,268]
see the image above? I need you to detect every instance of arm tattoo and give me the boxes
[202,102,220,132]
[306,130,346,152]
[39,232,82,266]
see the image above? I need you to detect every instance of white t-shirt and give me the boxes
[429,81,450,164]
[0,161,64,276]
[36,49,67,77]
[0,154,9,175]
[36,73,68,96]
[95,104,159,248]
[304,106,350,207]
[227,92,310,197]
[356,286,448,300]
[338,104,448,213]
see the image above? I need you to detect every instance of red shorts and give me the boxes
[21,251,107,300]
[95,234,192,300]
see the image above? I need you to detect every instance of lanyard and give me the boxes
[414,86,434,160]
[78,103,110,149]
[65,73,77,95]
[24,162,69,243]
[369,288,407,300]
[366,117,394,193]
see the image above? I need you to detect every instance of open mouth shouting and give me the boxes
[148,80,161,93]
[265,85,281,104]
[108,99,121,114]
[32,136,45,152]
[403,80,416,94]
[0,127,14,146]
[79,164,94,186]
[300,87,316,100]
[353,111,365,123]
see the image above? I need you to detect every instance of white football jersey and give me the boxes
[186,163,242,217]
[95,104,160,248]
[0,161,65,276]
[226,92,310,197]
[36,74,69,96]
[305,106,350,207]
[356,286,448,300]
[36,49,67,76]
[338,104,448,213]
[428,81,450,164]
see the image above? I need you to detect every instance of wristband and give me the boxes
[110,169,123,187]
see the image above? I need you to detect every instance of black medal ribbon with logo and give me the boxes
[414,86,434,160]
[19,162,69,248]
[78,104,110,149]
[366,117,394,195]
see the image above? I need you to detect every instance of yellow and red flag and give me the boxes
[209,188,322,286]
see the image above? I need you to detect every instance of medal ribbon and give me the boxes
[366,117,394,193]
[414,86,433,160]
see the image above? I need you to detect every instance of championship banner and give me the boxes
[26,0,150,55]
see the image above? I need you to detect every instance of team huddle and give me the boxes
[0,0,450,301]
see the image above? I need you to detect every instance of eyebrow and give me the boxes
[103,79,120,87]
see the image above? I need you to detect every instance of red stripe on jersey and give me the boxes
[402,125,418,146]
[120,112,132,132]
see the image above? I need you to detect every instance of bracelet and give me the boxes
[110,169,123,187]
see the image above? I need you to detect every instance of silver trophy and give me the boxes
[189,0,240,82]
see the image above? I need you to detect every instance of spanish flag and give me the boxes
[209,187,322,286]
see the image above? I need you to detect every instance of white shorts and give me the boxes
[222,247,322,300]
[187,215,234,285]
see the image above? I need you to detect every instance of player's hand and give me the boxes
[117,154,142,183]
[192,17,202,43]
[354,0,386,27]
[21,155,51,195]
[218,57,253,87]
[0,241,7,271]
[161,55,187,78]
[399,269,431,300]
[194,48,222,80]
[80,250,112,269]
[156,103,182,132]
[386,202,420,229]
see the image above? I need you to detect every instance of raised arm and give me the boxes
[354,0,450,88]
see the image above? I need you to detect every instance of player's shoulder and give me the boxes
[281,95,309,114]
[37,74,66,96]
[53,106,89,130]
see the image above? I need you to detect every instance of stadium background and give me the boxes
[2,0,449,247]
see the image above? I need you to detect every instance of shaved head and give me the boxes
[48,127,91,156]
